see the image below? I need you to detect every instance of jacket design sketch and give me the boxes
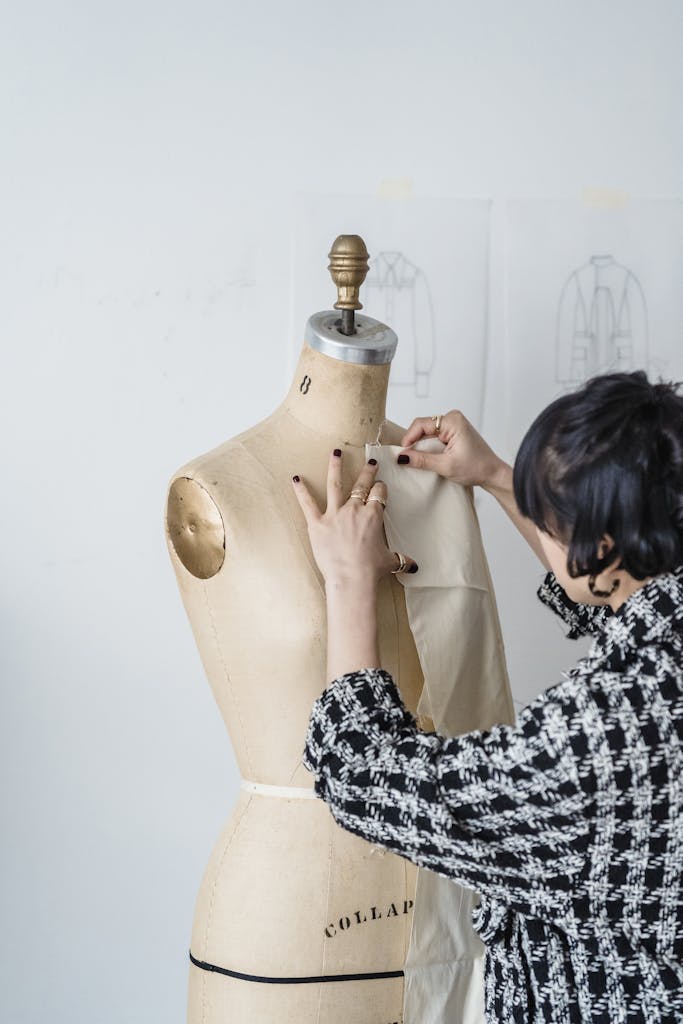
[302,567,683,1022]
[556,255,648,388]
[365,252,436,398]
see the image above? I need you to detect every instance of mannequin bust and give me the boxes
[165,236,427,1023]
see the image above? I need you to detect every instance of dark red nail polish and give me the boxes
[397,454,410,464]
[292,475,300,482]
[333,448,342,457]
[368,458,377,465]
[408,563,419,573]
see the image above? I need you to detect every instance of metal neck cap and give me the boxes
[304,311,397,366]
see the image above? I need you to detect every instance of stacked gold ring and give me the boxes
[350,488,369,502]
[390,552,409,574]
[431,414,442,432]
[366,495,386,508]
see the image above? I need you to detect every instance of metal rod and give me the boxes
[340,308,356,336]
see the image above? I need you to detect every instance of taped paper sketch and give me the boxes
[498,197,683,710]
[365,251,436,398]
[556,254,648,387]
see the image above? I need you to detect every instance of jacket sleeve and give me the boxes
[302,666,592,915]
[537,571,613,639]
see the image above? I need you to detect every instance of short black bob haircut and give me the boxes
[513,370,683,580]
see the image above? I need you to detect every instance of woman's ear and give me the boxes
[599,534,620,568]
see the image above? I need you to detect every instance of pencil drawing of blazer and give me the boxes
[365,252,436,398]
[556,255,648,387]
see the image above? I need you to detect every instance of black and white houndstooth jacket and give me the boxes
[302,567,683,1022]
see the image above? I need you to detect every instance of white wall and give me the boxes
[2,2,682,1020]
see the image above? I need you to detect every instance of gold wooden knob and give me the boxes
[328,235,370,311]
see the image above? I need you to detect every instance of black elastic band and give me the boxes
[189,949,404,985]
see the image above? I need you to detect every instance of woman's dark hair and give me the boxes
[513,370,683,580]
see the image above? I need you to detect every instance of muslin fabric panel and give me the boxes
[365,438,516,1024]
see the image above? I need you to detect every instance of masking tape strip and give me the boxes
[581,186,630,209]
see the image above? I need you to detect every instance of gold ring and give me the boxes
[350,488,369,503]
[430,414,442,432]
[390,552,408,574]
[366,495,386,508]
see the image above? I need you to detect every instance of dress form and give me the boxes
[165,237,428,1023]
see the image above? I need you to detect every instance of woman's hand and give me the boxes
[397,410,506,488]
[291,451,418,589]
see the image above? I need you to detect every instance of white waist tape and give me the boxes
[240,778,318,799]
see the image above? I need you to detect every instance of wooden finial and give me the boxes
[327,235,370,335]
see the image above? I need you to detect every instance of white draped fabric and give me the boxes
[365,437,516,1024]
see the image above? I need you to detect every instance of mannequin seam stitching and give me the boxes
[314,824,335,1024]
[234,438,326,600]
[280,405,382,449]
[377,438,417,996]
[202,580,255,779]
[200,960,206,1024]
[201,793,254,1022]
[403,856,410,964]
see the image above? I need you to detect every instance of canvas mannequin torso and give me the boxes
[165,322,430,1023]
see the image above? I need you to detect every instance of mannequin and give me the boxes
[166,237,426,1023]
[164,236,513,1022]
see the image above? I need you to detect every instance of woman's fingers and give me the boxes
[326,448,344,513]
[294,455,380,522]
[398,418,427,448]
[365,480,419,576]
[364,478,388,511]
[395,446,450,475]
[291,473,322,525]
[399,415,442,448]
[388,550,419,574]
[293,459,419,580]
[346,457,380,504]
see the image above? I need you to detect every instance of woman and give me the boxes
[291,370,683,1023]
